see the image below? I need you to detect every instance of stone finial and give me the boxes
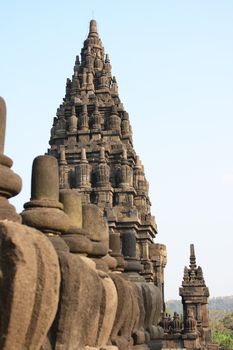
[80,104,88,130]
[75,148,91,188]
[99,147,105,162]
[121,111,130,136]
[111,104,118,115]
[72,105,76,115]
[109,105,121,132]
[189,243,197,269]
[160,313,170,333]
[196,266,204,281]
[183,266,189,284]
[92,103,101,130]
[89,19,98,38]
[93,102,100,116]
[75,55,80,66]
[171,312,182,334]
[119,148,133,189]
[99,71,107,89]
[122,111,129,120]
[122,147,127,161]
[59,149,69,190]
[83,103,88,114]
[81,148,88,163]
[184,309,197,334]
[69,106,78,132]
[104,54,112,75]
[0,97,22,222]
[65,79,72,101]
[87,72,94,91]
[81,68,87,88]
[105,54,110,64]
[59,148,67,165]
[50,117,56,138]
[85,47,94,69]
[135,156,141,169]
[111,76,118,95]
[94,56,103,70]
[54,107,66,136]
[96,147,110,188]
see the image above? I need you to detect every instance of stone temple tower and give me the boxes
[48,19,167,305]
[179,244,211,348]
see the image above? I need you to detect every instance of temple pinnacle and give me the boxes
[189,243,197,269]
[89,19,98,38]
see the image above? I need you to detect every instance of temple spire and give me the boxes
[89,19,98,38]
[48,19,161,296]
[189,244,197,269]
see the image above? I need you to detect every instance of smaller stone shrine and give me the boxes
[180,244,212,349]
[159,244,215,350]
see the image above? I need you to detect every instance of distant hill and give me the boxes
[166,296,233,316]
[166,299,182,314]
[209,296,233,311]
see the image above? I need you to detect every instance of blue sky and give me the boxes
[1,0,233,300]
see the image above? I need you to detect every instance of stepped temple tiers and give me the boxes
[0,20,218,350]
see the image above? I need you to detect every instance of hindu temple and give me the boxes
[0,19,218,350]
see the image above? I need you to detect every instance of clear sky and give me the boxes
[1,0,233,300]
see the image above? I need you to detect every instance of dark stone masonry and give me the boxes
[0,20,219,350]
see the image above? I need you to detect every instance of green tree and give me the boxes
[222,313,233,332]
[212,330,233,349]
[211,312,233,349]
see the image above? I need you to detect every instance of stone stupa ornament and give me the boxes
[0,97,22,222]
[0,97,61,350]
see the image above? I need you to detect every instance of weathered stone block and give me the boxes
[82,204,109,243]
[59,189,83,229]
[0,220,60,350]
